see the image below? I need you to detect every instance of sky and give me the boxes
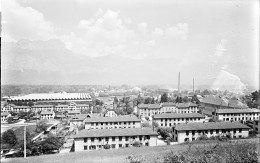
[1,0,259,90]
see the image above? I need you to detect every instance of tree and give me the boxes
[157,128,171,139]
[36,120,49,133]
[141,122,151,128]
[176,96,183,103]
[104,143,110,149]
[113,97,119,105]
[152,121,159,128]
[7,116,14,123]
[191,94,200,104]
[161,93,168,103]
[132,141,141,147]
[41,137,63,154]
[182,96,189,103]
[2,129,17,147]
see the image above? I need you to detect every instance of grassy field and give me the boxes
[3,138,260,163]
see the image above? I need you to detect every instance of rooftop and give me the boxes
[161,102,176,107]
[72,127,158,138]
[13,106,30,109]
[68,110,81,114]
[200,95,228,106]
[138,104,161,109]
[85,116,141,123]
[176,103,197,108]
[8,93,91,101]
[1,112,10,116]
[154,113,205,119]
[41,111,55,115]
[175,122,250,131]
[216,108,260,114]
[32,105,54,108]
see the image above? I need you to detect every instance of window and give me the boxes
[99,138,102,141]
[119,136,122,141]
[192,131,195,135]
[233,129,236,133]
[133,122,135,125]
[124,122,126,125]
[112,137,115,141]
[84,138,88,142]
[205,130,208,134]
[216,130,219,134]
[84,146,88,150]
[145,142,149,146]
[210,130,213,134]
[125,144,129,147]
[139,136,142,140]
[119,144,122,148]
[91,123,94,126]
[186,131,189,136]
[192,138,195,141]
[105,137,109,141]
[91,138,94,142]
[96,123,98,126]
[101,123,103,125]
[110,122,112,125]
[239,129,242,133]
[128,122,131,125]
[125,136,129,141]
[111,144,116,148]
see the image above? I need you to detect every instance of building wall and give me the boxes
[174,128,249,143]
[216,113,259,122]
[160,106,177,113]
[105,111,117,117]
[138,108,160,117]
[85,121,141,129]
[155,117,205,127]
[41,114,55,119]
[74,135,157,152]
[12,108,30,113]
[177,107,198,114]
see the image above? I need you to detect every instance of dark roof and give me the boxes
[72,127,158,138]
[176,103,197,108]
[85,116,141,123]
[154,113,205,119]
[175,122,250,131]
[200,95,228,106]
[216,108,260,114]
[162,102,176,107]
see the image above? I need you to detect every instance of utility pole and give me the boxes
[24,125,26,158]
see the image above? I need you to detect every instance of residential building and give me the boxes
[69,102,77,110]
[55,105,69,112]
[12,106,30,113]
[104,109,117,117]
[161,103,177,113]
[68,110,81,117]
[137,104,161,117]
[1,112,11,123]
[40,111,55,119]
[154,113,205,127]
[176,103,198,113]
[76,104,89,110]
[215,108,260,122]
[173,122,250,143]
[72,128,158,151]
[85,116,141,129]
[70,114,89,127]
[31,105,54,113]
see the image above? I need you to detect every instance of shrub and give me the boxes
[141,122,151,128]
[127,155,145,163]
[133,141,141,147]
[104,144,110,149]
[197,135,208,140]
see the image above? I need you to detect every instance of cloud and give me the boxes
[63,9,136,57]
[138,22,148,33]
[152,28,164,38]
[165,23,189,40]
[2,0,55,41]
[146,40,156,46]
[215,39,227,57]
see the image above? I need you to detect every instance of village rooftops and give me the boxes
[216,108,260,114]
[176,103,197,108]
[138,104,161,109]
[40,111,55,115]
[161,102,176,107]
[72,127,158,139]
[154,113,205,119]
[175,122,250,131]
[85,116,141,123]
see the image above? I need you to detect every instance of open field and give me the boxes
[3,138,260,163]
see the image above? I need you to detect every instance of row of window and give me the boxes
[185,129,243,136]
[222,113,259,116]
[83,142,149,150]
[223,117,259,121]
[159,118,202,122]
[90,122,136,126]
[84,136,150,142]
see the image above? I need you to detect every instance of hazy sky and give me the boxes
[1,0,259,89]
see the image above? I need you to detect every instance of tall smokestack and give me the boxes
[178,72,180,93]
[193,78,194,93]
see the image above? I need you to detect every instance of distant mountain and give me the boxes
[1,39,254,92]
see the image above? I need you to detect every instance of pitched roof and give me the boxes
[41,111,55,115]
[176,103,197,108]
[13,106,30,109]
[216,108,260,114]
[72,127,158,138]
[32,105,54,108]
[200,95,228,106]
[175,122,250,131]
[55,105,69,107]
[137,104,161,109]
[1,112,10,116]
[68,110,81,114]
[154,113,205,119]
[76,104,89,107]
[85,116,141,123]
[162,102,176,107]
[71,114,89,121]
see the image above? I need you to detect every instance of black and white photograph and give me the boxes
[1,0,259,162]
